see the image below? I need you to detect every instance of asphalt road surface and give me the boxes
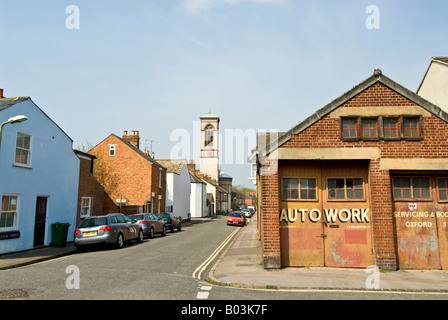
[0,216,447,307]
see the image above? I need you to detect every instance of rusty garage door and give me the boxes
[392,175,448,269]
[279,160,374,268]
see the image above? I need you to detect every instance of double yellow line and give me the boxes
[192,227,240,280]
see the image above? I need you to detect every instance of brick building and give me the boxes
[89,131,167,214]
[75,150,118,226]
[257,69,448,270]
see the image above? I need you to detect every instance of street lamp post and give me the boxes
[0,115,28,151]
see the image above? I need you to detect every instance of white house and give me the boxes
[189,171,207,218]
[0,92,80,254]
[156,159,191,220]
[417,57,448,111]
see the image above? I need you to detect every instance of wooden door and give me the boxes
[321,161,374,268]
[279,161,324,267]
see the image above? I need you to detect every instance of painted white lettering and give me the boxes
[338,209,351,223]
[351,208,361,223]
[309,209,321,222]
[324,208,338,223]
[279,209,288,222]
[361,208,370,223]
[288,209,297,223]
[298,209,308,223]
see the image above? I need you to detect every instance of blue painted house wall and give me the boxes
[0,98,80,254]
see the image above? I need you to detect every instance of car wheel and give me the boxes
[149,227,155,239]
[162,226,166,236]
[116,233,124,249]
[137,229,144,242]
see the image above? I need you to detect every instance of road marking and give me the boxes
[196,291,209,299]
[192,228,240,280]
[196,285,213,299]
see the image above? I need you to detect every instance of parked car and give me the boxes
[74,213,144,251]
[129,213,166,238]
[227,212,246,227]
[156,213,182,232]
[242,209,251,218]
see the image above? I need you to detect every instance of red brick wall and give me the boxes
[259,82,448,270]
[76,158,118,226]
[90,135,166,213]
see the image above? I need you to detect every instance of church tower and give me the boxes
[200,112,220,182]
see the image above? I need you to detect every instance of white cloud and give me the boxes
[182,0,288,14]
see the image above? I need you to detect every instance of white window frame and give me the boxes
[109,145,116,157]
[159,168,162,188]
[80,197,92,218]
[1,194,19,230]
[14,131,32,167]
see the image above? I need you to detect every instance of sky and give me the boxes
[0,0,447,188]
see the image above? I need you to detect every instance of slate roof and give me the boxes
[156,159,186,175]
[260,68,448,157]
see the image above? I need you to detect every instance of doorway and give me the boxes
[34,196,48,247]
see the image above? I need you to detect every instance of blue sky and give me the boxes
[1,0,447,188]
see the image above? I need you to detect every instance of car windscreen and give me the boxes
[229,213,242,217]
[78,217,108,228]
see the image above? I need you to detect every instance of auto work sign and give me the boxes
[279,208,370,224]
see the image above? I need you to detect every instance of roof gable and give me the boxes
[93,134,165,169]
[0,97,73,143]
[261,69,448,157]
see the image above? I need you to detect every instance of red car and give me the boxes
[227,212,246,227]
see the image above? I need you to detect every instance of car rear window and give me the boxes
[229,213,242,217]
[78,217,108,228]
[132,214,145,220]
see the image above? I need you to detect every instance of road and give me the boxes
[0,216,447,304]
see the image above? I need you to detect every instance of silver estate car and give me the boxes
[129,213,166,238]
[74,213,144,250]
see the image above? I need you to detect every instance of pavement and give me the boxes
[2,215,448,293]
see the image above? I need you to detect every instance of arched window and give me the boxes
[205,124,214,147]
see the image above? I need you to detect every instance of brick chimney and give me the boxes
[187,160,196,173]
[122,130,140,149]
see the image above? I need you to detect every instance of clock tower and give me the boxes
[200,112,220,182]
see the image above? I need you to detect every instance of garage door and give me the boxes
[392,175,448,269]
[279,160,374,268]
